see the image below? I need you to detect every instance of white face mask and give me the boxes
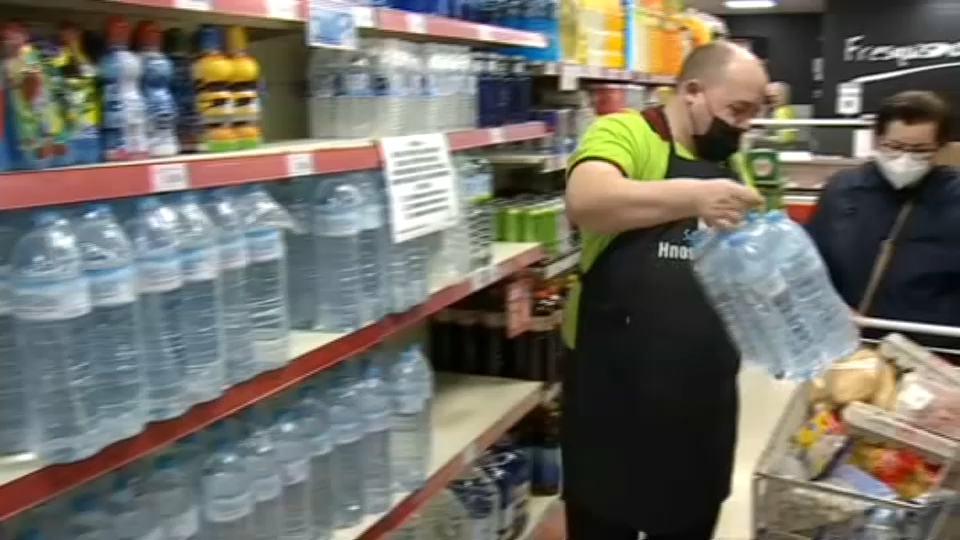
[875,151,933,189]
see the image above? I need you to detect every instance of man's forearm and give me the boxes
[566,166,700,234]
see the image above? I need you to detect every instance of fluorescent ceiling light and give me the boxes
[724,0,777,8]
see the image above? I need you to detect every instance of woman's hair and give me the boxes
[875,91,952,145]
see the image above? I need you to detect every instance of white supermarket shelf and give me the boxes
[0,241,544,521]
[333,373,545,539]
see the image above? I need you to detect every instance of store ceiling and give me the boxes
[686,0,824,14]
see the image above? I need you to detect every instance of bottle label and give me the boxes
[283,459,310,485]
[203,490,253,523]
[0,265,11,316]
[14,278,92,321]
[88,266,137,307]
[181,247,218,283]
[253,475,282,501]
[219,240,249,271]
[139,256,183,294]
[167,505,200,540]
[247,229,284,263]
[310,434,333,456]
[314,212,359,237]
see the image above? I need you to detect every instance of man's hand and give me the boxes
[692,179,764,230]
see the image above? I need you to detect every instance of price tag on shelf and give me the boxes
[174,0,212,10]
[489,127,505,145]
[506,277,532,338]
[476,24,494,42]
[150,163,190,193]
[266,0,300,19]
[379,133,459,244]
[559,64,578,91]
[405,13,427,34]
[286,153,315,178]
[351,6,375,28]
[306,0,358,50]
[470,265,501,292]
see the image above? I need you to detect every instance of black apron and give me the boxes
[561,107,741,533]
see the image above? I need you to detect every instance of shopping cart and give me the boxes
[751,318,960,540]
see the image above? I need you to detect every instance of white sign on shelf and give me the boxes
[267,0,300,19]
[489,127,505,145]
[306,0,358,50]
[405,13,427,34]
[379,133,459,244]
[351,6,375,28]
[476,25,494,42]
[174,0,212,10]
[559,64,578,91]
[836,82,863,116]
[286,153,315,178]
[150,163,190,193]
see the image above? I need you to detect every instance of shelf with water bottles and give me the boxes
[0,160,547,520]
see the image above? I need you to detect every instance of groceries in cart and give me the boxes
[691,209,859,382]
[753,334,960,540]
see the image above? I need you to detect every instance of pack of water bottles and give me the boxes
[691,210,861,381]
[6,346,436,540]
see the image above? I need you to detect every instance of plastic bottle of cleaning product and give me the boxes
[57,22,100,165]
[225,27,262,150]
[193,25,235,152]
[136,20,178,157]
[164,28,200,153]
[100,16,148,161]
[13,211,100,463]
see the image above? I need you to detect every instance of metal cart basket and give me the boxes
[752,318,960,540]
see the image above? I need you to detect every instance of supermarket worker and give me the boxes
[763,81,799,146]
[561,41,767,540]
[806,90,960,350]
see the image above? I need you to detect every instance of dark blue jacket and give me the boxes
[807,162,960,350]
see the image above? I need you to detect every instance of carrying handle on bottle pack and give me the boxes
[857,201,915,316]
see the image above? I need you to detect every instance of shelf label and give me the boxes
[559,65,578,91]
[174,0,212,10]
[405,13,427,34]
[489,127,505,145]
[267,0,300,19]
[286,153,315,178]
[506,276,532,338]
[470,264,501,292]
[306,0,358,50]
[351,6,375,28]
[476,24,494,42]
[379,133,459,244]
[150,163,190,193]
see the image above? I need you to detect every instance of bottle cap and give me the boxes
[134,20,161,51]
[196,24,221,53]
[105,15,130,48]
[226,26,247,53]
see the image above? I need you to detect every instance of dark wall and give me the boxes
[820,0,960,122]
[724,14,822,105]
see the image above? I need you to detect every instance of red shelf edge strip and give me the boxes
[0,245,545,520]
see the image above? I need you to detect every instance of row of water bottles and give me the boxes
[6,345,435,540]
[0,186,294,465]
[691,210,860,381]
[309,41,477,140]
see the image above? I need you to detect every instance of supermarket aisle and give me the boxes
[715,366,799,540]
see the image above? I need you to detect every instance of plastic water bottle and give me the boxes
[238,186,292,372]
[75,205,145,448]
[726,232,822,380]
[67,494,114,540]
[298,385,334,540]
[273,409,313,540]
[356,172,391,324]
[449,465,500,540]
[241,410,283,540]
[328,374,365,527]
[137,20,178,157]
[0,220,23,456]
[201,429,254,540]
[390,348,428,493]
[205,188,257,384]
[149,454,201,540]
[107,473,163,540]
[313,176,363,333]
[171,192,224,404]
[359,363,392,514]
[127,197,187,422]
[13,211,99,463]
[763,211,859,363]
[335,52,373,138]
[272,178,318,330]
[308,50,337,139]
[410,344,434,468]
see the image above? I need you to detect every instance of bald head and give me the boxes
[678,41,763,86]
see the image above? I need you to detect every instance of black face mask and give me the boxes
[693,115,744,163]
